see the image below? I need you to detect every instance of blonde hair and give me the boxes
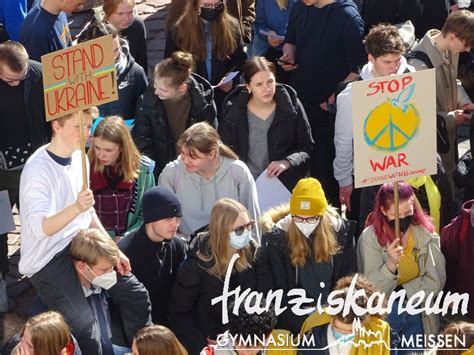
[88,116,141,182]
[134,325,188,355]
[201,198,254,278]
[69,229,120,266]
[103,0,136,19]
[174,0,238,61]
[53,107,99,129]
[177,122,238,160]
[276,0,288,10]
[21,311,71,355]
[288,206,341,267]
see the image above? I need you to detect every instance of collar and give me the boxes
[89,165,134,191]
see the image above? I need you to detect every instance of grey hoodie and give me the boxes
[333,57,415,187]
[158,156,260,237]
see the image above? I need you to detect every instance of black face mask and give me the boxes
[388,215,413,234]
[199,3,225,22]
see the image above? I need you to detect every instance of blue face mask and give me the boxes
[333,329,355,343]
[229,229,251,249]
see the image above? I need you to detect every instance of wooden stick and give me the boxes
[394,181,400,242]
[78,110,88,190]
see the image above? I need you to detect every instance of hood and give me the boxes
[116,38,135,80]
[260,204,291,233]
[359,56,414,81]
[176,155,235,184]
[187,73,216,114]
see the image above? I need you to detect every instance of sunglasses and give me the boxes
[232,220,255,236]
[291,215,320,224]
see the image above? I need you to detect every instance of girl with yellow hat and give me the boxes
[261,177,357,334]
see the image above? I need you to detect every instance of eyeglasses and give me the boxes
[232,220,255,236]
[291,215,320,224]
[200,1,224,9]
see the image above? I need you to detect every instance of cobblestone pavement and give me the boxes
[1,1,472,346]
[0,0,171,345]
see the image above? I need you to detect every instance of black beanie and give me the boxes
[143,187,182,223]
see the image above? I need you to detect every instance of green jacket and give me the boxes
[357,224,446,335]
[125,156,155,236]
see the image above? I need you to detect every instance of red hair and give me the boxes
[366,181,434,246]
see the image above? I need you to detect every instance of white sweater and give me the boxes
[19,146,92,277]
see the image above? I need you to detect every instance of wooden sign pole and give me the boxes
[78,110,88,190]
[394,181,400,242]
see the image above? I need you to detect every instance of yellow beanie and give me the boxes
[290,178,328,216]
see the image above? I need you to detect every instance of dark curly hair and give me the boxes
[228,300,278,338]
[332,274,386,324]
[364,23,405,58]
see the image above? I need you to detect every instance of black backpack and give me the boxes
[0,24,9,44]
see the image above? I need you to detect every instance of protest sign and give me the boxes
[352,69,436,188]
[41,35,117,121]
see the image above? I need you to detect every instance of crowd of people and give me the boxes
[0,0,474,354]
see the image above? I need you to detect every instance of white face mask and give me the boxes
[295,220,320,238]
[85,265,117,290]
[229,229,252,249]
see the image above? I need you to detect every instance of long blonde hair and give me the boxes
[200,198,254,278]
[174,0,238,61]
[288,206,341,267]
[89,116,141,182]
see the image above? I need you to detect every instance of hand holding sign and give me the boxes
[213,71,239,91]
[386,238,403,274]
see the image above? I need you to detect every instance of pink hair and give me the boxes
[366,181,435,246]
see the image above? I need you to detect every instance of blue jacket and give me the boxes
[254,0,294,46]
[285,0,366,103]
[0,0,27,41]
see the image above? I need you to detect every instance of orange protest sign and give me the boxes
[41,35,118,121]
[352,69,437,188]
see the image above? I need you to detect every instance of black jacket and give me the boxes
[25,60,51,150]
[98,40,147,120]
[132,73,217,177]
[122,16,148,75]
[119,225,187,325]
[168,232,273,354]
[219,84,313,191]
[262,212,357,334]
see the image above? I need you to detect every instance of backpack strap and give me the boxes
[406,50,434,69]
[172,165,182,191]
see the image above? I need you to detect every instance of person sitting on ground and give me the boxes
[357,181,446,349]
[299,275,392,354]
[169,198,273,354]
[158,122,260,238]
[219,56,313,191]
[132,51,217,179]
[132,325,188,355]
[70,228,151,354]
[89,116,155,239]
[119,186,187,325]
[261,177,357,334]
[2,311,81,355]
[103,0,148,74]
[77,18,147,120]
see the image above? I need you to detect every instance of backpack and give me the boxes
[405,49,434,69]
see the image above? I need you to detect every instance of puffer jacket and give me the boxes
[132,73,217,178]
[357,224,446,335]
[168,232,273,354]
[219,84,313,191]
[260,204,357,334]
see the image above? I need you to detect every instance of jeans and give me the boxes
[388,300,424,353]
